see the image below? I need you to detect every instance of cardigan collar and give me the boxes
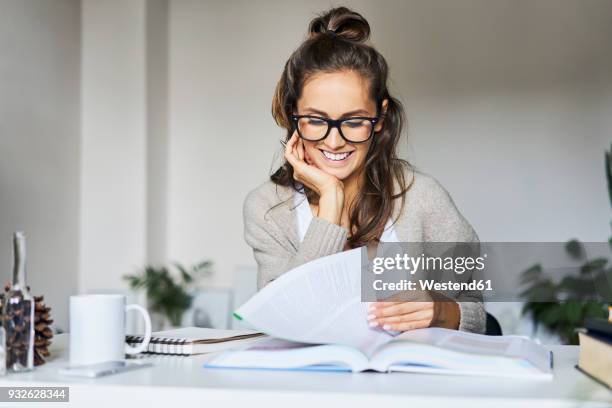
[266,167,414,248]
[266,183,300,251]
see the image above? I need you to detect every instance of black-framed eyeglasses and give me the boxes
[291,115,379,143]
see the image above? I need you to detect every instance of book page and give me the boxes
[236,248,392,356]
[389,327,552,373]
[206,338,370,372]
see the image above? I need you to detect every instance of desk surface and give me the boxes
[0,335,610,408]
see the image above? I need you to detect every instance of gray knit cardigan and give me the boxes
[243,169,485,333]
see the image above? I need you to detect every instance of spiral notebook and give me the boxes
[126,327,265,356]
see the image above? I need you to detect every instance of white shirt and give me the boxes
[293,191,399,243]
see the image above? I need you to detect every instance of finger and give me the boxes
[297,138,305,161]
[383,319,432,332]
[375,291,432,304]
[284,132,299,157]
[284,134,302,168]
[369,302,432,318]
[284,148,299,169]
[370,292,420,308]
[369,309,434,328]
[370,301,398,309]
[371,291,432,307]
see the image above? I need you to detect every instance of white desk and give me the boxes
[0,335,610,408]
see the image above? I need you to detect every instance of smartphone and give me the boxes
[59,360,153,378]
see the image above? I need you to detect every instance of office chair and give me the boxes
[485,312,503,335]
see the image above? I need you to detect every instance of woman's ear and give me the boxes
[374,99,389,132]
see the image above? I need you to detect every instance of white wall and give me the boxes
[0,0,81,331]
[167,0,612,288]
[80,0,147,293]
[146,0,170,265]
[80,0,172,294]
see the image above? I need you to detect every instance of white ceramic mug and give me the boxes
[69,294,152,365]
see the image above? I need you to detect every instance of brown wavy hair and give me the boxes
[271,6,412,248]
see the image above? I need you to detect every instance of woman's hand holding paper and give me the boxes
[367,291,461,332]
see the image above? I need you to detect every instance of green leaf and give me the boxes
[564,300,582,325]
[194,260,213,272]
[566,240,585,260]
[520,264,543,285]
[174,263,193,284]
[519,280,555,301]
[584,301,607,319]
[580,258,608,274]
[557,276,596,298]
[591,269,612,300]
[539,304,563,327]
[192,261,213,279]
[521,302,547,322]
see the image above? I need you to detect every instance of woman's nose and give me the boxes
[324,127,345,150]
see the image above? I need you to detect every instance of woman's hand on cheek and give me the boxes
[284,132,341,195]
[284,132,345,225]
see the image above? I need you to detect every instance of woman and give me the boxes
[244,7,485,333]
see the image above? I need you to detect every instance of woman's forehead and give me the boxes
[298,70,376,115]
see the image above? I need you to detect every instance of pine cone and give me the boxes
[33,295,53,366]
[0,285,53,366]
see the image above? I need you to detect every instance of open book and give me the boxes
[207,248,553,378]
[207,329,552,378]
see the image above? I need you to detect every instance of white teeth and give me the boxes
[322,150,351,161]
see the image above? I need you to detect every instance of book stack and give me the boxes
[577,317,612,388]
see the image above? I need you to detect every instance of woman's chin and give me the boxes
[317,165,353,181]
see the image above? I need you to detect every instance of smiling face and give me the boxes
[295,70,385,182]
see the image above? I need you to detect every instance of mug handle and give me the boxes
[124,304,152,355]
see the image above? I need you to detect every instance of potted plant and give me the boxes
[520,145,611,344]
[124,260,213,330]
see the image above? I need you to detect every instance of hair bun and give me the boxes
[308,7,370,43]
